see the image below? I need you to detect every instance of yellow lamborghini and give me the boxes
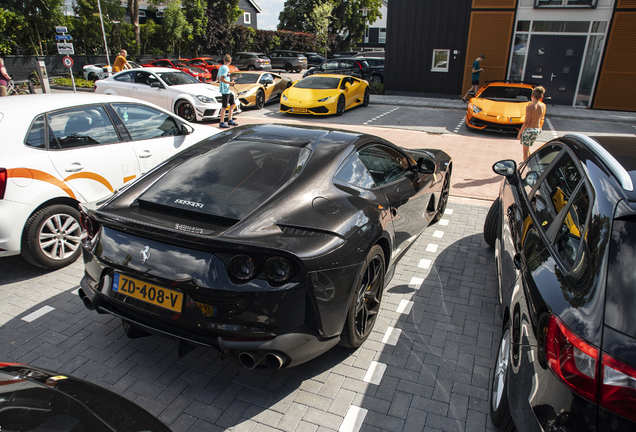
[466,82,545,133]
[230,71,292,109]
[280,74,370,116]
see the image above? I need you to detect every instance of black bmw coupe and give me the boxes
[78,123,452,369]
[484,134,636,431]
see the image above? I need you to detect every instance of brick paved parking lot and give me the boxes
[0,201,500,432]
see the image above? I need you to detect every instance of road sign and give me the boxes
[55,26,68,33]
[56,34,72,41]
[63,56,74,68]
[57,43,74,55]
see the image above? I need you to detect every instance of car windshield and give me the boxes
[231,73,259,84]
[138,141,303,221]
[156,71,200,86]
[295,76,340,89]
[479,86,532,102]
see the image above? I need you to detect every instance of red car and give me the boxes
[140,58,212,82]
[186,57,239,80]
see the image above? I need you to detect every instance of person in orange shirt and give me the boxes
[113,49,131,73]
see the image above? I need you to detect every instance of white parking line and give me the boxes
[426,243,439,252]
[454,115,466,133]
[396,299,414,315]
[419,258,431,269]
[381,326,402,345]
[363,107,400,125]
[340,405,368,432]
[409,277,424,289]
[439,219,449,226]
[433,230,444,238]
[545,118,559,139]
[363,361,387,385]
[22,306,55,322]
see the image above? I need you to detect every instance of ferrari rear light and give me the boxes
[0,168,7,199]
[601,353,636,422]
[79,210,99,241]
[229,255,257,280]
[546,314,599,402]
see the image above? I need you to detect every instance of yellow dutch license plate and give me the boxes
[112,273,183,313]
[292,108,307,113]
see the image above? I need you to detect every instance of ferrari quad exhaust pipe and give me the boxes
[78,288,96,311]
[238,351,262,369]
[263,352,288,370]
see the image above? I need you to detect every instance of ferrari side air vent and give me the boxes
[278,225,338,238]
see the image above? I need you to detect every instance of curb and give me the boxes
[49,85,95,93]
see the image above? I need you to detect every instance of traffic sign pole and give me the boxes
[63,55,76,93]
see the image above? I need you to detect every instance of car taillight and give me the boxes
[546,314,599,402]
[79,210,99,241]
[257,58,264,63]
[0,168,6,199]
[601,353,636,422]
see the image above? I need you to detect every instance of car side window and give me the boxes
[47,105,120,150]
[326,61,338,70]
[357,144,411,187]
[111,103,180,140]
[520,144,562,196]
[334,154,376,189]
[530,152,582,234]
[114,71,134,83]
[553,184,590,270]
[25,115,46,149]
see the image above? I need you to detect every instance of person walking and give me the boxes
[462,54,485,102]
[113,49,131,73]
[0,58,11,97]
[518,86,546,160]
[218,54,238,129]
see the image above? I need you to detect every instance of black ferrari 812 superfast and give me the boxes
[78,123,452,369]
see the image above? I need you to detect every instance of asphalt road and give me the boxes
[1,97,633,432]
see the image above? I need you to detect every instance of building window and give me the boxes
[431,49,449,72]
[535,0,597,7]
[379,28,386,44]
[138,10,146,17]
[244,12,251,24]
[533,21,590,33]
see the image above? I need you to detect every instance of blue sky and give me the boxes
[256,0,286,30]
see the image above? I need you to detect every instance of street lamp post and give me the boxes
[97,0,111,70]
[359,7,369,53]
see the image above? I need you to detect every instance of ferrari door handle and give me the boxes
[513,253,522,270]
[65,162,84,172]
[138,150,152,158]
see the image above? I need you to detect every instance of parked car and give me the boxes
[364,57,385,83]
[94,67,242,122]
[354,51,385,58]
[331,51,359,58]
[280,75,369,116]
[466,81,546,133]
[232,52,272,71]
[303,58,372,81]
[78,123,452,369]
[484,134,636,432]
[140,58,212,82]
[304,52,325,67]
[0,93,213,269]
[83,61,142,81]
[0,362,171,431]
[229,71,291,109]
[186,57,239,80]
[268,50,308,72]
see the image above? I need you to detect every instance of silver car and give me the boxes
[232,52,272,71]
[268,50,307,72]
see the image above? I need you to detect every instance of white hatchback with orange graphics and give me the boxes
[0,93,215,269]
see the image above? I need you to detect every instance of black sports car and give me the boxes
[78,123,452,369]
[0,362,170,431]
[484,134,636,431]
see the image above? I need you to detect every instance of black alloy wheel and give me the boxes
[484,198,501,248]
[22,204,82,270]
[175,99,196,122]
[336,95,345,116]
[285,63,293,72]
[248,65,255,71]
[87,72,98,81]
[490,326,515,431]
[432,168,452,223]
[362,88,370,107]
[255,89,265,109]
[340,245,385,348]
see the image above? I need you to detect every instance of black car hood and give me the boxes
[0,364,170,432]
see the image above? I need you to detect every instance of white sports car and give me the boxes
[94,67,241,122]
[83,61,142,81]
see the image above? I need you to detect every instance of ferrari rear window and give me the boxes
[295,77,340,89]
[479,86,533,102]
[138,141,302,221]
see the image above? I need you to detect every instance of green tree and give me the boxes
[162,0,192,56]
[72,0,130,55]
[140,19,159,55]
[306,2,333,58]
[278,0,316,32]
[182,0,207,57]
[4,0,66,55]
[0,8,25,55]
[201,0,241,54]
